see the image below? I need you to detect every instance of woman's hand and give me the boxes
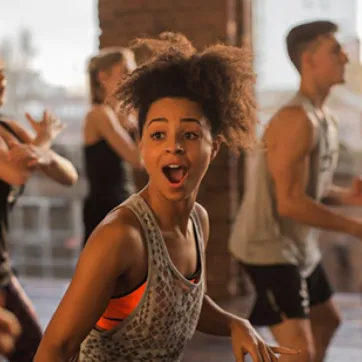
[25,111,65,141]
[231,318,299,361]
[8,142,52,169]
[0,293,21,357]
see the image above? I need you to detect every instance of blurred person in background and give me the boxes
[0,294,21,357]
[230,20,362,362]
[82,48,143,247]
[0,57,78,361]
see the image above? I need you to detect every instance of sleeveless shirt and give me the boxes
[83,139,135,201]
[79,194,205,362]
[82,134,135,245]
[0,119,24,286]
[229,93,339,277]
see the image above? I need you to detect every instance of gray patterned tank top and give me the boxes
[79,194,205,362]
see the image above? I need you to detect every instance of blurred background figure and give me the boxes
[0,58,78,361]
[0,301,21,358]
[0,57,78,361]
[82,47,142,246]
[228,20,362,362]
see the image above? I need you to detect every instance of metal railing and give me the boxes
[7,196,83,278]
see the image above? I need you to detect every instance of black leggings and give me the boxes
[4,275,42,361]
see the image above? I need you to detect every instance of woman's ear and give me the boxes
[211,136,221,160]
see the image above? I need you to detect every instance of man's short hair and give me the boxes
[286,20,338,71]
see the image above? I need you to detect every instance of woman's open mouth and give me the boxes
[162,164,189,187]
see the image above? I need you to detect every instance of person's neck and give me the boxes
[141,183,197,236]
[299,78,331,109]
[103,93,119,110]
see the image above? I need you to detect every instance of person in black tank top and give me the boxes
[82,48,142,246]
[0,59,78,361]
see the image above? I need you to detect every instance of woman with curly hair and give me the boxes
[35,33,298,362]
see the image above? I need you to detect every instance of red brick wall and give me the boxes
[97,0,251,300]
[98,0,229,49]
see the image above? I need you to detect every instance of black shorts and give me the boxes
[243,263,333,326]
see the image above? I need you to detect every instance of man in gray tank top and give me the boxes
[229,20,362,362]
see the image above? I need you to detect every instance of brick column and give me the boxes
[98,1,229,49]
[98,0,253,300]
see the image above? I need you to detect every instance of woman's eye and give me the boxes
[151,132,165,140]
[184,132,200,140]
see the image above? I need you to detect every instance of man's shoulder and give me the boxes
[269,104,309,127]
[264,105,315,151]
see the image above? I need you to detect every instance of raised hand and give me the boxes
[25,111,66,141]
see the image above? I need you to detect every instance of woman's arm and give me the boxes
[194,204,298,360]
[7,119,78,186]
[89,106,142,168]
[0,134,30,186]
[34,211,142,362]
[37,150,78,186]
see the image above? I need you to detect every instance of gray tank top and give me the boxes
[229,92,339,277]
[79,194,205,362]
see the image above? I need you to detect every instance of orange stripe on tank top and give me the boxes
[96,278,197,330]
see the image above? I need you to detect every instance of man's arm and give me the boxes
[265,106,362,238]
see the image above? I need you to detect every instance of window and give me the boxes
[303,0,315,8]
[319,0,330,9]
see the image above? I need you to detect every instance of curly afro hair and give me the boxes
[116,32,256,151]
